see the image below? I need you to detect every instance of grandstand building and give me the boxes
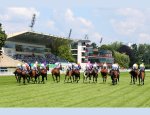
[2,31,68,64]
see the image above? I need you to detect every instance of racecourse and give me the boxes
[0,72,150,107]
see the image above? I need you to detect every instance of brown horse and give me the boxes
[14,68,22,82]
[64,69,73,83]
[29,66,41,83]
[40,66,49,84]
[109,70,119,85]
[138,71,145,85]
[129,69,138,84]
[100,68,108,83]
[51,66,62,83]
[21,70,29,84]
[72,69,80,83]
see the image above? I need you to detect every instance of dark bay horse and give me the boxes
[51,66,62,83]
[109,70,119,85]
[72,69,80,83]
[138,71,145,85]
[83,68,98,83]
[83,69,91,83]
[100,68,108,83]
[91,68,98,83]
[40,66,49,84]
[129,69,138,84]
[14,68,22,82]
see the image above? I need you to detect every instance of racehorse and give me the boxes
[138,70,145,85]
[40,65,49,84]
[129,69,138,84]
[29,66,40,83]
[83,68,98,83]
[14,68,22,82]
[90,68,98,83]
[64,69,73,83]
[109,69,119,85]
[21,69,29,84]
[83,69,91,83]
[72,69,80,83]
[51,65,62,83]
[100,68,108,83]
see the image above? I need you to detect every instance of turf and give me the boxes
[0,72,150,107]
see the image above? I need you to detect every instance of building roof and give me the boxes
[0,53,24,68]
[7,31,70,45]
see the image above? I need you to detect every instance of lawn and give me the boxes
[0,72,149,107]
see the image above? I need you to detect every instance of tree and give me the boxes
[58,45,75,62]
[0,23,7,53]
[91,42,97,49]
[113,51,130,68]
[118,44,135,67]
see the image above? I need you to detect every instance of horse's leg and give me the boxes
[104,75,106,83]
[138,76,141,85]
[130,75,132,84]
[143,77,144,85]
[52,74,55,82]
[118,75,119,82]
[58,75,60,82]
[46,73,47,80]
[18,75,21,83]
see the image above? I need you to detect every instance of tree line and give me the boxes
[99,41,150,69]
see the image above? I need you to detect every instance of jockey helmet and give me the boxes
[103,63,107,67]
[133,63,138,69]
[17,63,21,67]
[22,64,26,67]
[41,63,45,67]
[140,63,145,68]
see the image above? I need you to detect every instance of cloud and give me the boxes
[111,8,146,35]
[0,7,40,34]
[47,8,101,44]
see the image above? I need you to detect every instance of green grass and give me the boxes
[0,72,150,107]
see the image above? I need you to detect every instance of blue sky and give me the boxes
[0,0,150,45]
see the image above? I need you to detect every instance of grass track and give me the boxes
[0,72,150,107]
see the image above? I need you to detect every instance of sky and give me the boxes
[0,0,150,45]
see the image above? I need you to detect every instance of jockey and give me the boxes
[86,61,92,71]
[40,63,46,69]
[22,64,28,73]
[93,62,98,72]
[32,61,39,71]
[103,62,107,69]
[112,63,119,71]
[24,63,30,70]
[55,62,61,69]
[77,63,81,70]
[67,62,73,71]
[132,63,138,70]
[93,62,98,69]
[17,63,22,69]
[139,63,145,72]
[73,63,80,70]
